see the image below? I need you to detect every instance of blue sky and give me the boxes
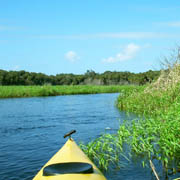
[0,0,180,75]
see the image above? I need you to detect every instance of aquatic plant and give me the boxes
[80,124,131,171]
[81,48,180,179]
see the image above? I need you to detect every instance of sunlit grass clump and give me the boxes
[81,49,180,179]
[0,85,139,98]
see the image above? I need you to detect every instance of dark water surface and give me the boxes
[0,93,176,180]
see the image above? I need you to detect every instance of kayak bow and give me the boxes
[33,138,106,180]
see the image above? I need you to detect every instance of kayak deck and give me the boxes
[33,139,106,180]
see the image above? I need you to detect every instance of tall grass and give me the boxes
[81,49,180,179]
[0,85,140,98]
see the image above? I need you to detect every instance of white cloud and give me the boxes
[158,21,180,27]
[38,32,160,40]
[0,25,26,31]
[13,65,20,70]
[65,51,79,62]
[166,21,180,27]
[95,32,157,39]
[102,43,140,63]
[38,32,180,40]
[0,26,7,31]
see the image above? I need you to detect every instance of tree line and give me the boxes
[0,69,160,86]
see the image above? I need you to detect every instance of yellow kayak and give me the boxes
[33,131,107,180]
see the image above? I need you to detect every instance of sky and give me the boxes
[1,0,180,75]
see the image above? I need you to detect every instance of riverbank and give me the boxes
[81,60,180,179]
[0,85,143,98]
[116,63,180,179]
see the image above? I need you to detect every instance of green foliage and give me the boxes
[116,59,180,178]
[80,57,180,179]
[0,85,140,98]
[80,125,131,170]
[0,69,160,86]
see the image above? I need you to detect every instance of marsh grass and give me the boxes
[80,124,131,171]
[0,85,139,98]
[81,49,180,179]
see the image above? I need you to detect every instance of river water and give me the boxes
[0,93,177,180]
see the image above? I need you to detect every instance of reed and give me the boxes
[0,85,140,98]
[81,49,180,179]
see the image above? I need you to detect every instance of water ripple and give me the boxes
[0,93,141,180]
[1,125,57,134]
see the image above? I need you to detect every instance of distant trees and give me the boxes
[0,69,160,86]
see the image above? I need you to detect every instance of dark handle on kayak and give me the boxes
[63,130,76,139]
